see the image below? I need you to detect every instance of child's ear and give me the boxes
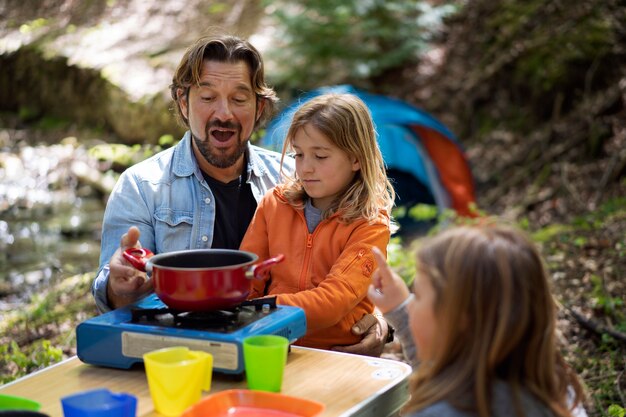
[351,157,361,172]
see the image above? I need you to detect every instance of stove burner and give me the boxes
[129,297,278,333]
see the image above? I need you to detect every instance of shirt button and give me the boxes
[201,235,208,242]
[204,197,210,204]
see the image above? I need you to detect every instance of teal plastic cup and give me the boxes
[243,335,289,392]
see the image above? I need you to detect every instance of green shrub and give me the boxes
[264,0,458,91]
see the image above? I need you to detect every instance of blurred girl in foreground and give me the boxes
[368,223,587,417]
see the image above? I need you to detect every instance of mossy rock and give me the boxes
[0,46,184,144]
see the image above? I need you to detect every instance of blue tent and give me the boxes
[261,85,475,219]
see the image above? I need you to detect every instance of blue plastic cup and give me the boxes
[60,389,136,417]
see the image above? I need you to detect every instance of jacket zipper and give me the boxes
[296,207,315,290]
[298,232,314,290]
[340,249,367,274]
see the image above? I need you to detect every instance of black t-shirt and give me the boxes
[202,173,257,250]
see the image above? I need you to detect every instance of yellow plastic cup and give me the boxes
[143,346,213,416]
[243,335,289,392]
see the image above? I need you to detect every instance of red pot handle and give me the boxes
[250,254,285,280]
[122,248,155,272]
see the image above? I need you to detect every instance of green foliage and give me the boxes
[388,203,488,286]
[608,404,625,417]
[264,0,458,90]
[88,143,165,169]
[517,217,530,230]
[387,237,417,286]
[88,144,133,167]
[18,18,49,34]
[0,273,95,383]
[0,340,62,384]
[595,197,626,221]
[392,203,438,225]
[251,128,267,145]
[408,204,439,222]
[206,2,228,14]
[531,224,573,243]
[485,0,614,94]
[18,106,39,122]
[570,196,626,232]
[34,116,71,130]
[585,341,626,416]
[590,274,624,317]
[527,17,611,92]
[158,134,176,148]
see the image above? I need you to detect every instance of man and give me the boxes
[92,34,390,356]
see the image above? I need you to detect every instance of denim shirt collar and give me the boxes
[171,131,198,178]
[246,142,269,180]
[172,130,268,182]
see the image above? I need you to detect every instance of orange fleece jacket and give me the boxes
[240,186,390,350]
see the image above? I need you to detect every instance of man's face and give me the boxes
[179,60,263,169]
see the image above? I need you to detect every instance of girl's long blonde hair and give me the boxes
[406,224,585,417]
[280,93,395,225]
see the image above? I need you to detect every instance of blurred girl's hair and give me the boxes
[406,223,585,417]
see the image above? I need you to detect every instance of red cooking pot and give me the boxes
[122,248,284,311]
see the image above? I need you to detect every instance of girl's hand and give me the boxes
[367,247,410,314]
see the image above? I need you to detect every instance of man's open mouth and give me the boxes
[210,128,236,143]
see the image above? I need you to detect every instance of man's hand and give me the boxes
[331,313,388,357]
[107,226,153,309]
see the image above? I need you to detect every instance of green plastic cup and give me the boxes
[242,335,289,392]
[0,393,41,411]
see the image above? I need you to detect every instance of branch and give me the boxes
[592,148,626,206]
[564,305,626,344]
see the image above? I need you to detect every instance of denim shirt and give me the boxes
[92,131,293,312]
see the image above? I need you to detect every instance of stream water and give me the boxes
[0,141,105,311]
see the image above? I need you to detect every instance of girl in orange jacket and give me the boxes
[240,93,396,350]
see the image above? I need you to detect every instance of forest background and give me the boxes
[0,1,624,416]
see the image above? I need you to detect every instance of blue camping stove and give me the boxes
[76,295,306,375]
